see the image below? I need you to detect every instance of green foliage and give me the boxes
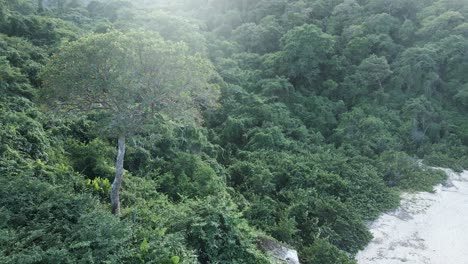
[454,84,468,107]
[356,55,392,89]
[171,256,180,264]
[2,0,468,264]
[0,13,79,45]
[157,153,224,200]
[278,23,335,89]
[0,172,132,263]
[301,238,356,264]
[233,16,283,54]
[0,34,47,87]
[394,46,440,96]
[418,11,465,40]
[0,96,50,172]
[184,197,269,264]
[379,151,447,191]
[85,177,112,198]
[67,138,115,180]
[41,30,220,136]
[128,10,208,54]
[334,107,398,157]
[424,152,465,173]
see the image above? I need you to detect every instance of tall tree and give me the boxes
[278,24,335,90]
[356,55,392,90]
[40,31,219,215]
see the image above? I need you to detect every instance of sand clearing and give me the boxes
[356,169,468,264]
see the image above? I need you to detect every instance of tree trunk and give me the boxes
[111,135,126,216]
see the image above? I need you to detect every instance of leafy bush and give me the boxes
[300,238,356,264]
[183,196,269,264]
[379,151,447,191]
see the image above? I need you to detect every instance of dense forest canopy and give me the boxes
[1,0,467,263]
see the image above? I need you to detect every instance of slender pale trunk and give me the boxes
[111,135,126,216]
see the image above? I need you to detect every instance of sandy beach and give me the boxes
[356,169,468,264]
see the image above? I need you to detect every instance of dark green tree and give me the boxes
[278,24,335,89]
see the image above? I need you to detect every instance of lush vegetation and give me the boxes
[1,0,468,263]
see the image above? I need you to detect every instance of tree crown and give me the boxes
[41,30,220,135]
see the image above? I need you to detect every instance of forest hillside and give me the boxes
[1,0,468,263]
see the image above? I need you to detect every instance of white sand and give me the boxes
[356,169,468,264]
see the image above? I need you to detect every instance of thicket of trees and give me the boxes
[1,0,467,263]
